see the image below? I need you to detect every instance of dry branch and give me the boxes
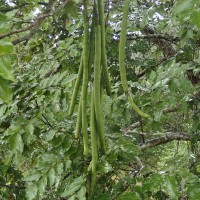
[139,133,200,150]
[127,33,179,44]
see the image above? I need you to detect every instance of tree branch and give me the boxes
[162,104,181,114]
[137,56,169,78]
[139,133,200,150]
[0,183,25,189]
[0,0,70,45]
[0,13,50,40]
[0,3,29,12]
[0,2,48,13]
[127,33,179,44]
[122,104,181,134]
[44,64,62,78]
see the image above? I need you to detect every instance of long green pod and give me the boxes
[94,25,106,154]
[119,0,149,118]
[88,7,96,77]
[128,95,149,118]
[75,98,82,139]
[82,1,89,156]
[119,0,130,93]
[97,0,112,96]
[68,58,83,117]
[90,91,98,194]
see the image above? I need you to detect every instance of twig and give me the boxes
[127,33,179,44]
[35,99,53,128]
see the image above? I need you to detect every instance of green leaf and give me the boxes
[143,174,163,190]
[9,133,23,152]
[119,192,141,200]
[24,122,34,144]
[177,168,199,183]
[0,40,14,55]
[173,0,196,16]
[64,0,78,19]
[97,161,112,174]
[24,123,34,135]
[46,129,56,141]
[51,135,63,147]
[0,12,7,22]
[153,111,162,122]
[12,151,22,167]
[93,194,110,200]
[77,186,86,200]
[23,170,42,182]
[190,10,200,28]
[0,55,15,81]
[48,168,55,186]
[0,104,7,117]
[187,183,200,200]
[116,137,139,154]
[179,78,193,93]
[56,162,64,176]
[0,76,12,103]
[164,176,178,200]
[64,160,72,171]
[26,183,38,200]
[41,153,57,162]
[68,196,76,200]
[61,74,78,86]
[61,176,84,198]
[38,176,47,197]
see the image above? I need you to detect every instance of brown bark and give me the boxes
[139,132,200,149]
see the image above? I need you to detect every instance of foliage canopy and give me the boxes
[0,0,200,199]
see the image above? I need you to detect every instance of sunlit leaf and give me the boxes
[23,170,42,182]
[64,160,72,171]
[0,40,14,55]
[61,176,84,197]
[0,76,12,103]
[97,161,112,174]
[56,162,64,176]
[77,186,86,200]
[24,123,34,135]
[0,55,15,81]
[45,129,56,141]
[164,176,178,200]
[38,176,47,197]
[9,133,23,152]
[61,74,78,86]
[173,0,196,17]
[41,153,57,162]
[48,168,55,186]
[26,183,38,200]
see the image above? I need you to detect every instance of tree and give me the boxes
[0,0,200,199]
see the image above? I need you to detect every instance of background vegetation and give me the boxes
[0,0,200,199]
